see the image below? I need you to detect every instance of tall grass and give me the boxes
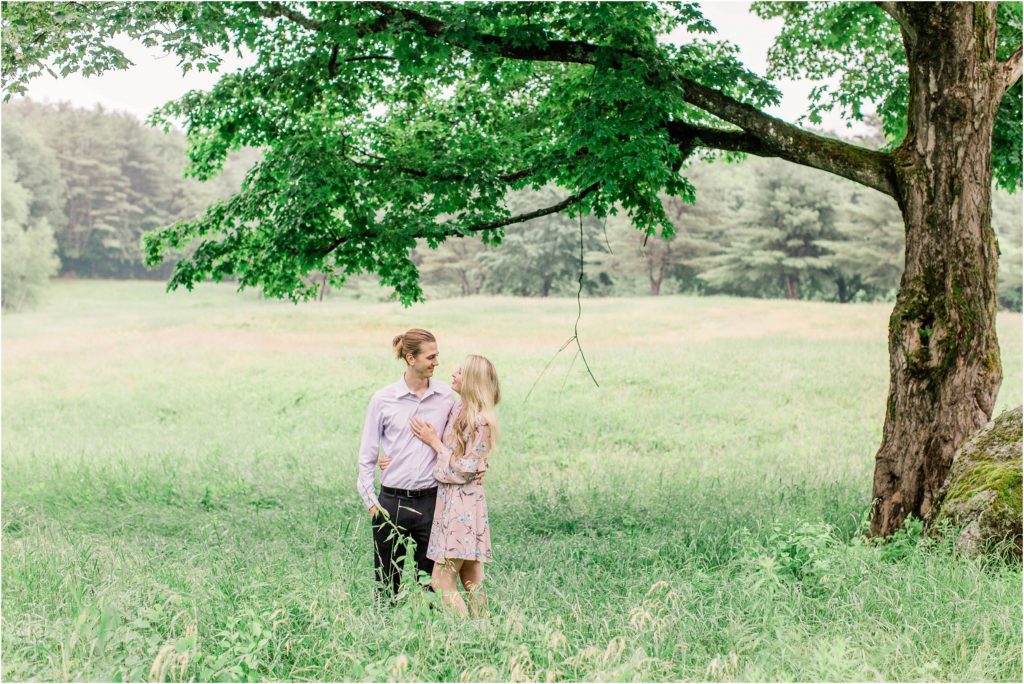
[2,280,1021,681]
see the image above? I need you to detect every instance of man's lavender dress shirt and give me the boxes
[356,375,455,510]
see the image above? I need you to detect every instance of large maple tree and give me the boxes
[4,1,1020,535]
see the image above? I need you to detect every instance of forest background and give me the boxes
[4,98,1021,313]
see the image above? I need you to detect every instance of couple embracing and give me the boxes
[356,328,500,616]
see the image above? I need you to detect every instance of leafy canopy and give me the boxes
[3,2,1020,303]
[753,1,1022,191]
[3,2,778,303]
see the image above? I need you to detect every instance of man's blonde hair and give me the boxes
[392,328,436,364]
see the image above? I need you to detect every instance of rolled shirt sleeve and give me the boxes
[356,394,384,510]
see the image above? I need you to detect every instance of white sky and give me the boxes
[19,2,867,134]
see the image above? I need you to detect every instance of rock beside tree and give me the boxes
[931,407,1023,558]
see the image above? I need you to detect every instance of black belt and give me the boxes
[381,485,438,498]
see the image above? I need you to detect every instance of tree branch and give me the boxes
[361,2,896,197]
[327,43,339,78]
[666,121,768,155]
[341,54,396,63]
[256,1,323,32]
[343,139,542,183]
[345,155,537,183]
[464,182,600,233]
[875,1,899,19]
[257,2,391,39]
[260,1,896,197]
[1000,45,1023,95]
[875,1,915,43]
[318,182,601,257]
[363,1,608,66]
[670,81,895,195]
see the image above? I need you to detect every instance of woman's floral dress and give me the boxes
[426,401,493,563]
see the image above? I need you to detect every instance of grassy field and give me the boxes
[2,279,1021,682]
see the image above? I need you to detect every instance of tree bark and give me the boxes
[837,277,849,304]
[648,258,663,295]
[783,274,800,300]
[871,3,1004,537]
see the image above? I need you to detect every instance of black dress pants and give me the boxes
[372,488,437,601]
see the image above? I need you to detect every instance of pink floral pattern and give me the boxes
[426,402,493,563]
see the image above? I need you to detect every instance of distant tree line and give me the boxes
[1,99,258,310]
[418,153,1023,310]
[2,100,1021,311]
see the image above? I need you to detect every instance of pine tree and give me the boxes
[694,161,845,300]
[42,105,137,275]
[418,235,493,297]
[0,116,66,234]
[482,187,604,297]
[2,100,262,278]
[584,161,715,295]
[1,152,59,311]
[817,185,905,302]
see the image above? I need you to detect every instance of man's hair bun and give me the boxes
[393,329,435,362]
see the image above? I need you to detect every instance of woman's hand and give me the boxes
[410,417,443,451]
[378,454,393,471]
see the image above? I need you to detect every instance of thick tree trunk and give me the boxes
[870,4,1004,537]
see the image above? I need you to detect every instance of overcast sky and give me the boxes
[19,2,866,134]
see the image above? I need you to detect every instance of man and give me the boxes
[357,328,455,602]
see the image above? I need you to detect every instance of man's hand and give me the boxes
[369,505,385,519]
[378,454,393,471]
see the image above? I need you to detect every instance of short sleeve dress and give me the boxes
[426,401,493,563]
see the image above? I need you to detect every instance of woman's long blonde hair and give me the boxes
[453,354,500,458]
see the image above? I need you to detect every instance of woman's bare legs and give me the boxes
[458,560,487,617]
[431,559,468,617]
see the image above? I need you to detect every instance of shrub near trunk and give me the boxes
[931,407,1023,558]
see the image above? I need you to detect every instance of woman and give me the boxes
[379,354,500,617]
